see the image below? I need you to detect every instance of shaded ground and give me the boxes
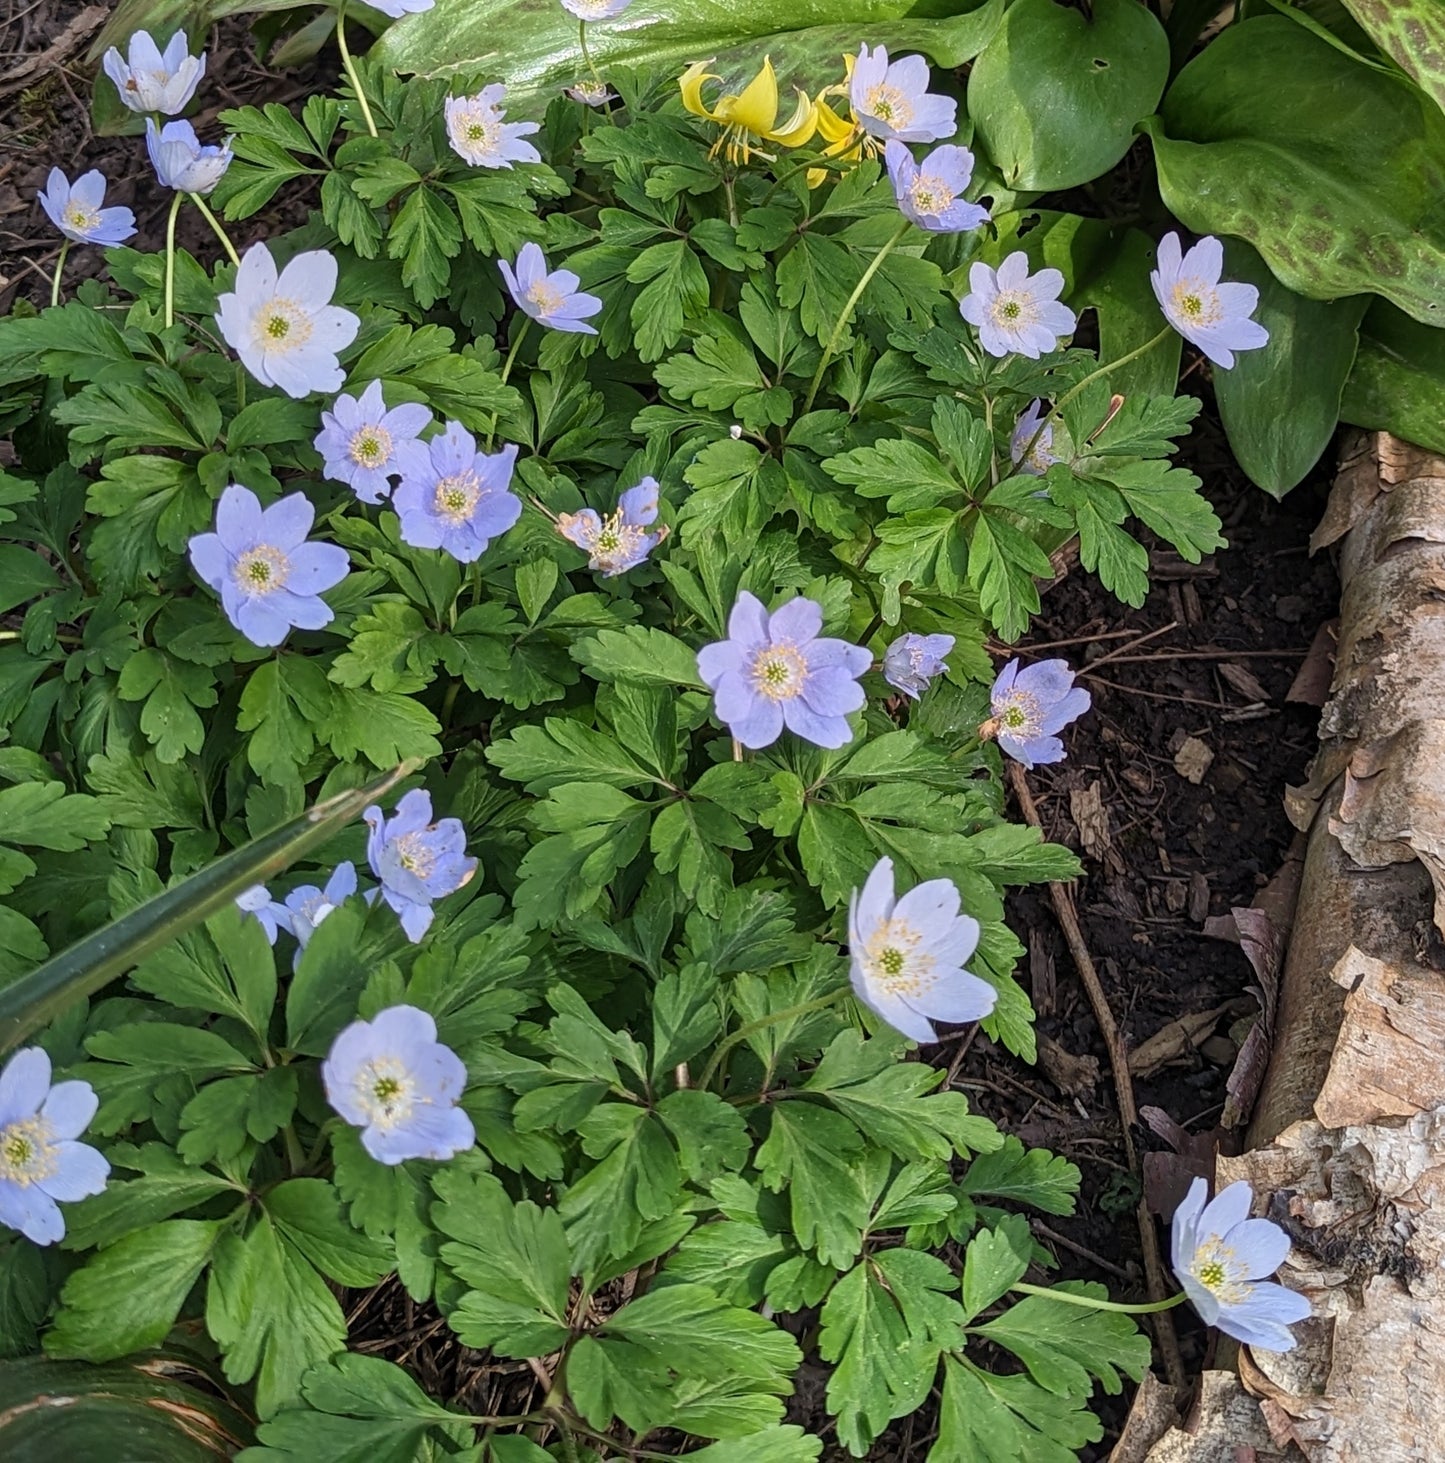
[2,8,1340,1456]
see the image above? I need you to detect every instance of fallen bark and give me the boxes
[1131,432,1445,1463]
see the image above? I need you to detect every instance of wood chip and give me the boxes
[1036,1032,1099,1099]
[1173,735,1214,785]
[1188,870,1211,924]
[1069,780,1112,862]
[1218,661,1271,702]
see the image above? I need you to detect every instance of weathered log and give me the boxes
[1133,433,1445,1463]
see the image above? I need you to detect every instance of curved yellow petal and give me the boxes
[725,56,781,136]
[812,100,855,145]
[768,86,818,148]
[680,58,722,121]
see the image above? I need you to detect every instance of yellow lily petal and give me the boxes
[768,86,818,148]
[812,100,855,145]
[723,56,781,136]
[680,58,722,122]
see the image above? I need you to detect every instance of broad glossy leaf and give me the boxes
[1340,298,1445,456]
[374,0,1005,99]
[1341,0,1445,115]
[968,0,1169,190]
[0,1352,254,1460]
[1145,15,1445,324]
[1213,240,1367,498]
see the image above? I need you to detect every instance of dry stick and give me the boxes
[1007,761,1186,1390]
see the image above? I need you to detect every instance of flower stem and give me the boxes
[578,19,601,85]
[1007,324,1174,481]
[336,1,379,139]
[188,192,241,267]
[1009,1280,1188,1315]
[697,988,851,1090]
[485,318,531,450]
[163,191,184,329]
[49,240,69,309]
[803,218,912,413]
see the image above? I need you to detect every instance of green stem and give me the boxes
[803,218,911,413]
[1008,325,1173,481]
[189,192,241,267]
[49,240,69,308]
[578,19,601,85]
[485,317,531,449]
[336,1,379,138]
[1009,1281,1188,1315]
[698,988,851,1090]
[163,191,183,329]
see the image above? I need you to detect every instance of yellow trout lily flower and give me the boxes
[680,56,818,165]
[807,96,865,187]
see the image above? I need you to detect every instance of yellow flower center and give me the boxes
[994,687,1041,738]
[64,203,100,233]
[864,83,913,129]
[254,298,313,355]
[0,1118,56,1186]
[525,279,567,316]
[349,426,392,469]
[863,919,935,997]
[434,471,482,524]
[1192,1238,1250,1304]
[355,1058,417,1130]
[453,106,501,159]
[233,545,289,596]
[395,831,438,878]
[909,175,953,215]
[1171,281,1222,325]
[570,0,613,15]
[750,642,807,701]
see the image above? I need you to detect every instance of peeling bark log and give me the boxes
[1134,433,1445,1463]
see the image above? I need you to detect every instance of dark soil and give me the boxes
[2,7,1340,1456]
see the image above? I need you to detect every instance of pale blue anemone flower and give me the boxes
[235,884,283,943]
[961,251,1076,360]
[884,140,988,233]
[499,242,602,335]
[315,380,432,504]
[849,45,956,144]
[363,789,477,943]
[1151,232,1269,370]
[1172,1178,1311,1351]
[145,119,232,195]
[697,591,871,750]
[557,477,664,575]
[216,243,360,399]
[188,485,349,648]
[883,633,954,699]
[445,85,541,169]
[392,422,521,563]
[0,1048,108,1246]
[1010,399,1061,477]
[322,1005,474,1165]
[988,658,1090,768]
[276,862,359,968]
[37,169,135,248]
[102,29,205,116]
[848,857,995,1043]
[561,0,633,15]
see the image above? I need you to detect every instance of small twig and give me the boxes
[1033,1220,1136,1282]
[1078,620,1180,672]
[1007,761,1186,1390]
